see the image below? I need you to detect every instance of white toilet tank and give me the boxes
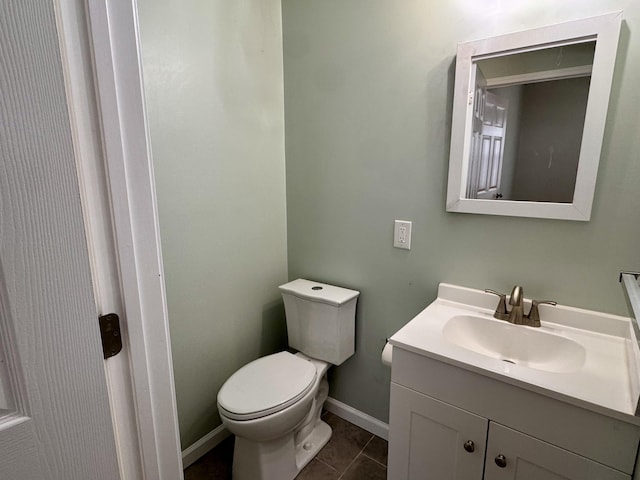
[279,279,359,366]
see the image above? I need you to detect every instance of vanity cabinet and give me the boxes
[388,348,640,480]
[486,422,628,480]
[389,384,628,480]
[389,384,487,479]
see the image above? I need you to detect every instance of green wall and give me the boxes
[138,0,288,448]
[282,0,640,422]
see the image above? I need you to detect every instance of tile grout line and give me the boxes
[360,450,387,469]
[315,457,339,473]
[337,435,374,480]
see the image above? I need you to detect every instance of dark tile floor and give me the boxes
[185,412,388,480]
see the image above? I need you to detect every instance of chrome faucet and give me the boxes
[485,286,556,327]
[507,285,525,325]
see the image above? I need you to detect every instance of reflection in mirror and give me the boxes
[467,42,594,203]
[446,13,622,221]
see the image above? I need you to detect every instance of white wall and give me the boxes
[137,0,288,448]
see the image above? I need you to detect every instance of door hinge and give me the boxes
[99,313,122,359]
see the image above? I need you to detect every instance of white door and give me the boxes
[0,2,120,479]
[476,91,508,199]
[467,66,509,200]
[466,65,487,199]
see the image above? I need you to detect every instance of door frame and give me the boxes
[56,0,183,478]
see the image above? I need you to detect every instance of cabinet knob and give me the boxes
[495,454,507,468]
[463,440,475,453]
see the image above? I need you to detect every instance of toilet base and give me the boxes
[232,418,332,480]
[295,419,331,471]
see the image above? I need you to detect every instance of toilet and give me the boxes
[217,278,359,480]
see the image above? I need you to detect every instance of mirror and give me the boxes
[446,13,622,221]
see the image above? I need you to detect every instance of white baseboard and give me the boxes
[181,424,231,469]
[324,397,389,440]
[181,397,389,468]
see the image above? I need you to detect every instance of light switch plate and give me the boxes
[394,220,412,250]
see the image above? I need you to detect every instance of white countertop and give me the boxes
[389,283,640,424]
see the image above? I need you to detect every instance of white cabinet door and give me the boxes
[388,384,488,480]
[485,423,629,480]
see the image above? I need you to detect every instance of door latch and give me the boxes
[99,313,122,359]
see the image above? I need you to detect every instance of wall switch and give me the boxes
[393,220,412,250]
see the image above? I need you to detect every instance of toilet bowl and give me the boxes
[218,352,331,479]
[217,279,359,480]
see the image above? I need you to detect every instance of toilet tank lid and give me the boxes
[279,279,359,306]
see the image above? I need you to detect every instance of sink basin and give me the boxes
[442,314,586,373]
[389,283,638,417]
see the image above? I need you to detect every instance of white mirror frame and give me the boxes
[446,12,622,221]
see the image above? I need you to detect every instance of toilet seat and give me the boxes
[218,351,317,421]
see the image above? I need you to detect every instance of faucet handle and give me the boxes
[485,289,509,320]
[527,300,557,327]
